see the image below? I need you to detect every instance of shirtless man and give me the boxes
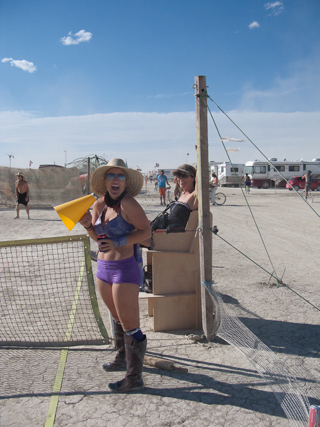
[15,172,30,219]
[209,172,219,205]
[302,170,312,199]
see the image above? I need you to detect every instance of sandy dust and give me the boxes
[0,185,319,427]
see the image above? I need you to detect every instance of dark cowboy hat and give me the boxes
[172,164,196,177]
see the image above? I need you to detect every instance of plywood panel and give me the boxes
[152,294,201,332]
[152,231,197,252]
[152,211,199,252]
[152,253,198,295]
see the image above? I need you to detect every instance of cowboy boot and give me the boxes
[108,334,147,393]
[102,320,126,371]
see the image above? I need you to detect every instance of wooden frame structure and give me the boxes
[140,75,215,336]
[140,211,210,332]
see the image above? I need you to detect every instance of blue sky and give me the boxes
[1,0,319,172]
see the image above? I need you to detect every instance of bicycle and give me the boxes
[153,181,158,193]
[166,185,173,203]
[214,192,226,205]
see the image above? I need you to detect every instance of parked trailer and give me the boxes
[244,159,320,189]
[217,162,245,187]
[209,161,223,176]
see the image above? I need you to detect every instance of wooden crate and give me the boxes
[139,211,203,332]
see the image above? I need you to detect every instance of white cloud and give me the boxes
[249,21,260,30]
[61,30,92,46]
[1,110,319,172]
[264,2,284,16]
[238,53,320,112]
[1,57,37,73]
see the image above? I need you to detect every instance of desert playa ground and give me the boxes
[0,186,319,426]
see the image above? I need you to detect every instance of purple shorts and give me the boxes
[96,256,141,286]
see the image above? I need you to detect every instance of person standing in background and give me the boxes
[244,173,251,194]
[302,170,312,199]
[209,172,219,205]
[157,169,168,206]
[15,172,30,219]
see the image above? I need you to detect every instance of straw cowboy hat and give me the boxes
[90,158,144,197]
[16,172,24,178]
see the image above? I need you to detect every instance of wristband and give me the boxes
[85,224,93,231]
[112,236,127,247]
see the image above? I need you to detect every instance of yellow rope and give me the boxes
[44,258,85,427]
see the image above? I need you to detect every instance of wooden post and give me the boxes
[194,76,214,340]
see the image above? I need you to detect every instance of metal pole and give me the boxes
[195,76,214,340]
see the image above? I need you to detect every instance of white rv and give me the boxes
[244,158,320,189]
[209,161,223,176]
[217,162,245,187]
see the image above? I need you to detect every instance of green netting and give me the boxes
[0,235,108,347]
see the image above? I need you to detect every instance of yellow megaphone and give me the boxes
[54,193,96,231]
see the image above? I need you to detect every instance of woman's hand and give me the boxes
[79,210,93,229]
[97,238,115,253]
[97,236,127,252]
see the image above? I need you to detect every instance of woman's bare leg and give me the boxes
[96,279,120,321]
[112,282,140,332]
[97,279,140,331]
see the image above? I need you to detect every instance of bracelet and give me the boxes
[84,224,93,231]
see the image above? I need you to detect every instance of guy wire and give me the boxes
[206,92,320,218]
[207,100,280,283]
[203,224,320,313]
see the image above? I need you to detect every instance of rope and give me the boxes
[208,224,280,282]
[45,258,86,426]
[200,223,320,313]
[207,101,281,282]
[197,90,315,424]
[204,89,320,300]
[206,92,320,219]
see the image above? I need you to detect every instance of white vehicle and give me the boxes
[217,162,245,187]
[209,161,223,177]
[244,158,320,189]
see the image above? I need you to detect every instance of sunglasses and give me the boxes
[106,173,127,182]
[175,173,191,179]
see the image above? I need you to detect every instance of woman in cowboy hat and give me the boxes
[79,158,151,393]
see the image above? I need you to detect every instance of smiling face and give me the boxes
[105,167,127,199]
[176,174,194,193]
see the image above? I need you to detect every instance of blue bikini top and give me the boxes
[94,206,134,238]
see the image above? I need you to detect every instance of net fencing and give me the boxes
[207,283,311,427]
[0,166,85,208]
[0,235,108,347]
